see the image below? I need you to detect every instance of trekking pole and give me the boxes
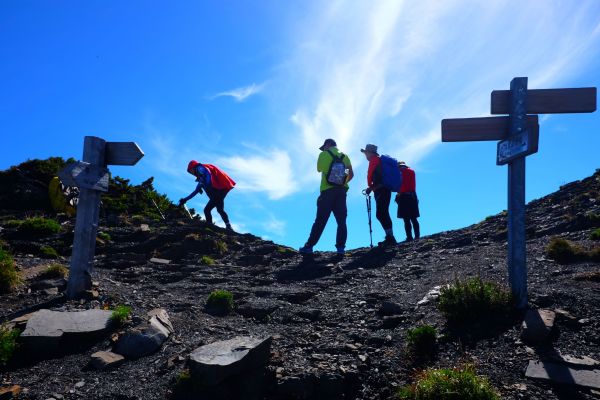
[362,190,374,248]
[183,204,194,220]
[150,198,166,220]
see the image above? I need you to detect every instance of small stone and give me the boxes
[140,224,150,232]
[74,381,85,388]
[87,351,125,371]
[358,354,367,362]
[0,385,21,399]
[149,257,171,265]
[578,318,591,325]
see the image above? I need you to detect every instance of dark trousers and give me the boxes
[305,187,347,248]
[204,188,230,224]
[403,217,420,240]
[374,188,393,231]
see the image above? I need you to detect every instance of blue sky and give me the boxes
[1,1,599,250]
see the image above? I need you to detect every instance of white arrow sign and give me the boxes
[58,161,109,192]
[105,142,144,166]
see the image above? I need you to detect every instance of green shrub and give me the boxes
[17,217,61,236]
[215,240,228,255]
[397,365,499,400]
[111,305,132,325]
[546,238,585,264]
[5,220,22,229]
[40,245,59,259]
[38,263,68,279]
[438,277,513,324]
[0,248,20,293]
[199,255,215,265]
[97,232,111,242]
[591,228,600,241]
[0,324,20,365]
[406,325,437,357]
[277,246,295,255]
[206,289,234,315]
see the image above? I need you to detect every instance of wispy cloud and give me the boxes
[212,83,265,102]
[262,215,286,237]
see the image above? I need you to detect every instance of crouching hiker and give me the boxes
[300,138,353,255]
[396,161,420,242]
[179,160,236,231]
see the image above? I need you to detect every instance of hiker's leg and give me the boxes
[403,217,413,240]
[332,189,348,249]
[412,217,420,239]
[305,190,334,247]
[214,190,230,224]
[375,189,393,233]
[204,199,216,224]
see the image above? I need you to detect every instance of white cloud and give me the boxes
[217,149,297,200]
[262,215,286,237]
[212,83,265,102]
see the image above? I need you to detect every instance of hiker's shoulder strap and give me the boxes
[327,149,344,161]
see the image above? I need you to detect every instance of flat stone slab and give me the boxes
[113,308,173,359]
[525,360,600,390]
[189,336,272,386]
[87,351,125,370]
[20,309,113,354]
[522,309,555,344]
[150,257,171,265]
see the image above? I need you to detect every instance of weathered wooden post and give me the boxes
[441,78,596,309]
[59,136,144,299]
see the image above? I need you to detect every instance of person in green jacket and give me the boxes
[300,138,354,255]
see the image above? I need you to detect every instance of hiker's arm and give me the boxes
[178,185,203,205]
[346,166,354,183]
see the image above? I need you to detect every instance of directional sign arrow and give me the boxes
[58,162,83,187]
[58,161,109,192]
[105,142,144,166]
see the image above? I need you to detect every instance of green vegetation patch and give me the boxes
[206,289,234,315]
[0,247,20,293]
[40,245,59,259]
[97,232,111,242]
[38,263,68,279]
[406,325,437,359]
[438,277,513,324]
[199,255,215,265]
[0,324,20,365]
[547,237,600,263]
[111,305,132,326]
[397,365,500,400]
[591,228,600,241]
[17,217,61,237]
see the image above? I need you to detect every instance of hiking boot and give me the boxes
[336,246,345,256]
[225,223,234,232]
[378,235,397,246]
[299,245,313,255]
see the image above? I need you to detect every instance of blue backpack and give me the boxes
[380,155,402,192]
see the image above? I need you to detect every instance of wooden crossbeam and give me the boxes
[491,87,596,115]
[441,115,539,142]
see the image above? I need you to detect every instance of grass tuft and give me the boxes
[406,325,437,358]
[215,240,228,255]
[40,245,59,259]
[0,324,20,365]
[591,228,600,241]
[111,305,132,326]
[199,255,215,265]
[97,232,111,242]
[17,217,61,236]
[0,247,20,293]
[38,263,68,279]
[397,365,500,400]
[438,277,513,324]
[206,289,234,315]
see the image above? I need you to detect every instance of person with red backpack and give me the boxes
[362,144,398,246]
[178,160,236,231]
[396,161,420,242]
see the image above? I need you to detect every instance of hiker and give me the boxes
[362,144,398,246]
[299,138,354,255]
[396,161,420,241]
[178,160,236,231]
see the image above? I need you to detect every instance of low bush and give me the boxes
[546,238,585,264]
[406,325,437,358]
[438,277,513,324]
[97,232,111,242]
[40,245,59,259]
[0,247,20,293]
[206,289,234,315]
[38,263,68,279]
[199,255,215,265]
[111,305,132,326]
[215,240,228,255]
[591,228,600,241]
[0,324,20,365]
[17,217,61,237]
[397,365,500,400]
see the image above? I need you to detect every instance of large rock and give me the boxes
[189,336,272,386]
[20,309,113,355]
[521,309,555,344]
[525,360,600,390]
[113,308,173,359]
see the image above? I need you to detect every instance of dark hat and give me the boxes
[360,144,378,155]
[319,138,337,151]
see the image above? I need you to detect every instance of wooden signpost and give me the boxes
[442,77,596,309]
[59,136,144,299]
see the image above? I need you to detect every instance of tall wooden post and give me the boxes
[66,136,106,299]
[507,77,528,309]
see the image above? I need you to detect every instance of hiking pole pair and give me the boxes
[362,189,373,248]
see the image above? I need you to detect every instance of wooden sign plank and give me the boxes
[105,142,144,166]
[491,87,596,115]
[441,115,538,142]
[497,122,539,165]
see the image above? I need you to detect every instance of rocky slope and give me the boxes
[1,165,599,400]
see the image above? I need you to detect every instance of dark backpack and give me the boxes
[380,155,402,192]
[326,150,348,186]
